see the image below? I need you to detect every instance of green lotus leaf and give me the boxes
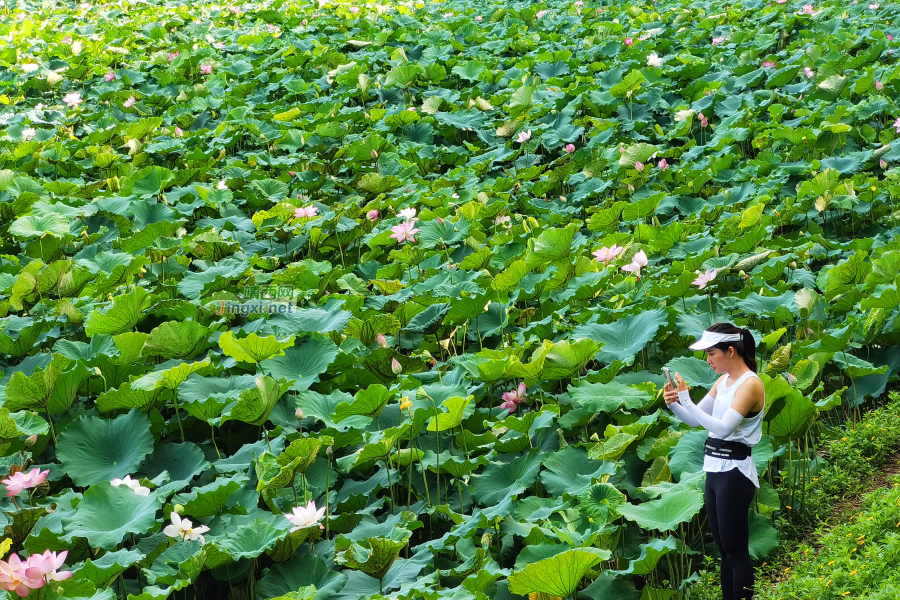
[57,409,155,486]
[587,432,637,461]
[72,548,143,588]
[789,359,819,391]
[579,483,627,523]
[614,536,678,575]
[143,539,206,588]
[508,547,610,598]
[616,488,705,532]
[426,395,473,432]
[97,381,163,413]
[219,376,291,426]
[334,384,394,422]
[139,442,210,486]
[569,379,652,413]
[84,287,154,337]
[172,474,247,518]
[219,331,295,365]
[132,359,213,392]
[142,321,211,360]
[664,356,719,390]
[257,552,348,600]
[471,448,543,505]
[573,308,668,365]
[748,510,779,559]
[540,446,616,497]
[403,303,451,334]
[261,336,339,393]
[61,482,163,549]
[333,526,412,581]
[53,335,118,364]
[764,389,816,441]
[4,353,71,413]
[214,519,286,560]
[9,213,70,238]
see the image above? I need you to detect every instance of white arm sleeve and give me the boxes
[668,392,714,427]
[677,390,744,438]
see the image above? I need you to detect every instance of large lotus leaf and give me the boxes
[333,527,412,581]
[179,374,256,423]
[257,552,347,600]
[97,381,163,413]
[580,571,641,600]
[540,446,616,497]
[4,353,70,412]
[261,336,340,392]
[334,384,394,422]
[540,338,603,380]
[618,143,659,168]
[72,548,143,588]
[215,519,286,560]
[219,331,295,364]
[0,408,48,444]
[664,356,719,390]
[831,352,889,379]
[265,297,353,335]
[143,538,206,588]
[84,287,153,336]
[471,448,543,505]
[267,589,317,600]
[748,510,778,559]
[588,432,637,461]
[523,224,578,270]
[573,308,668,365]
[569,379,652,413]
[789,359,819,391]
[219,376,291,426]
[54,335,118,364]
[615,536,678,576]
[142,321,210,360]
[426,395,474,432]
[764,389,816,441]
[578,483,627,523]
[507,547,610,598]
[61,482,163,549]
[616,488,704,531]
[57,409,155,486]
[404,303,451,334]
[9,213,70,238]
[138,442,209,485]
[667,429,708,480]
[172,474,247,518]
[132,359,212,392]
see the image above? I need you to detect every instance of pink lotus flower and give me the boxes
[635,161,645,172]
[174,126,184,137]
[366,209,380,221]
[398,207,417,220]
[699,113,709,127]
[104,70,116,82]
[712,36,725,45]
[762,61,777,68]
[63,92,82,108]
[391,357,402,375]
[123,95,136,108]
[889,35,894,41]
[0,553,44,597]
[893,117,900,133]
[621,250,649,276]
[624,37,633,46]
[869,2,879,8]
[692,269,717,289]
[167,51,179,63]
[285,501,326,532]
[499,382,526,412]
[801,4,815,14]
[390,220,421,243]
[515,129,532,144]
[293,205,318,219]
[3,468,49,497]
[592,244,625,264]
[200,64,212,75]
[443,11,453,17]
[876,81,884,90]
[776,0,787,3]
[564,143,575,153]
[536,10,548,18]
[24,550,72,583]
[804,67,814,78]
[475,15,482,21]
[658,159,668,170]
[377,333,388,348]
[349,6,359,13]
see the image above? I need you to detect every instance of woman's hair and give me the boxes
[706,322,758,373]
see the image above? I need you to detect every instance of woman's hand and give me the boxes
[663,373,690,405]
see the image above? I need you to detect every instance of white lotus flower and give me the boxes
[398,207,417,220]
[163,512,209,543]
[21,63,39,72]
[217,180,227,190]
[21,127,36,141]
[285,501,326,532]
[647,53,663,67]
[110,475,150,496]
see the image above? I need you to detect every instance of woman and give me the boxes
[663,322,765,600]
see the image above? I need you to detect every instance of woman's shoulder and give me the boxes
[709,373,729,397]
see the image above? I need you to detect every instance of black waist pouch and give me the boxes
[704,437,751,460]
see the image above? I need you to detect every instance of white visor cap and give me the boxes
[689,330,742,350]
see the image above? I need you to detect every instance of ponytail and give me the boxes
[706,322,757,372]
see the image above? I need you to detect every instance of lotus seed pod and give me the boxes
[481,533,493,548]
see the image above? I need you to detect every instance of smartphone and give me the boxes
[663,367,673,388]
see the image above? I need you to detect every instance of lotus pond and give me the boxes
[0,0,897,598]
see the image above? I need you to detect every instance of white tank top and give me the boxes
[703,370,764,488]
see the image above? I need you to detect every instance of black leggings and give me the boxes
[705,469,756,600]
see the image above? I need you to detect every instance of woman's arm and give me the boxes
[675,375,765,438]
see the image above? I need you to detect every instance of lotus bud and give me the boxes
[481,533,493,548]
[295,407,304,420]
[784,372,798,386]
[24,435,37,448]
[371,149,378,159]
[173,504,184,514]
[881,159,888,169]
[391,357,402,375]
[377,333,388,348]
[326,445,333,455]
[289,171,296,177]
[790,261,797,269]
[93,367,102,377]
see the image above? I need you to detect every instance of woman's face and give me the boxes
[705,347,733,373]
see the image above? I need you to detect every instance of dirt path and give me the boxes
[758,452,900,586]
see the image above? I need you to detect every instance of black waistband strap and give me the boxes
[704,438,751,460]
